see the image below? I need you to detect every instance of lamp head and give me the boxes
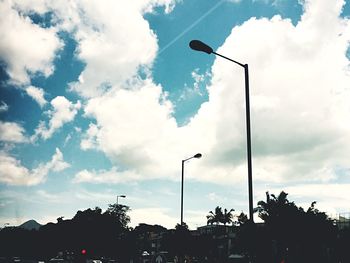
[193,153,202,159]
[119,195,126,198]
[189,40,213,54]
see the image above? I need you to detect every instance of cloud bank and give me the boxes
[0,148,69,186]
[1,0,350,190]
[74,0,350,187]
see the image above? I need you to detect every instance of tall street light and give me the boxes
[189,40,254,223]
[181,153,202,225]
[117,195,126,205]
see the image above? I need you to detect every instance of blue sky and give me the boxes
[1,0,350,229]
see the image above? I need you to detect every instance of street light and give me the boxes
[181,153,202,225]
[189,40,254,223]
[117,195,126,205]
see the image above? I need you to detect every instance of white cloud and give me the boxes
[141,0,180,14]
[73,167,142,184]
[26,86,47,107]
[130,208,209,229]
[130,208,178,229]
[0,0,63,85]
[35,190,61,203]
[0,148,70,186]
[46,0,175,98]
[179,69,210,101]
[2,0,177,97]
[32,96,81,140]
[0,101,9,112]
[49,148,70,172]
[207,192,227,203]
[80,123,99,150]
[77,79,208,183]
[74,189,117,202]
[76,0,350,193]
[0,121,27,143]
[186,0,350,183]
[2,0,349,227]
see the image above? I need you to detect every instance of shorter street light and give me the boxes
[181,153,202,225]
[117,195,126,205]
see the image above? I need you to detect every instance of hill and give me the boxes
[18,219,42,230]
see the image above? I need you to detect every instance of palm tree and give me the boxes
[256,191,290,223]
[207,207,235,225]
[235,212,248,226]
[221,208,235,225]
[207,206,224,225]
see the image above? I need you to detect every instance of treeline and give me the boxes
[234,191,350,263]
[0,203,133,260]
[0,204,218,262]
[1,191,350,263]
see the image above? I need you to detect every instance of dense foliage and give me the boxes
[206,206,235,225]
[1,191,349,262]
[236,191,340,263]
[0,204,131,260]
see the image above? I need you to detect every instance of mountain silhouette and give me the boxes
[18,219,42,230]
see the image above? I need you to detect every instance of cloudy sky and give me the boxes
[1,0,350,229]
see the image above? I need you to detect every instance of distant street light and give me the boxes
[181,153,202,225]
[189,39,254,223]
[117,195,126,205]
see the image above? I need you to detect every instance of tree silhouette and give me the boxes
[221,208,235,225]
[0,193,344,262]
[207,206,235,225]
[0,203,132,260]
[255,191,337,263]
[235,212,248,226]
[175,222,189,230]
[105,203,131,229]
[207,206,224,225]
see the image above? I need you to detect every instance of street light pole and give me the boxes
[189,40,254,222]
[181,153,202,225]
[117,195,126,205]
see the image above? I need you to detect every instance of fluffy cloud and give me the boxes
[66,1,160,98]
[76,0,350,188]
[25,86,47,108]
[130,208,178,229]
[141,0,180,14]
[32,96,81,141]
[80,123,99,150]
[21,0,176,98]
[129,208,208,229]
[0,121,27,143]
[0,0,63,85]
[75,78,209,183]
[73,168,142,184]
[0,148,69,186]
[197,0,350,183]
[1,0,179,90]
[0,101,9,112]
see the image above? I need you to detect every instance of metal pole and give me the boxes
[244,64,254,223]
[181,160,185,225]
[212,50,254,221]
